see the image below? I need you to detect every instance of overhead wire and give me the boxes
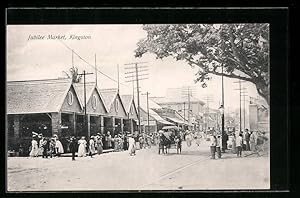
[58,39,130,88]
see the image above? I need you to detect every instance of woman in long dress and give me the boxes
[186,132,192,147]
[89,136,96,157]
[128,134,136,156]
[195,132,202,146]
[95,135,103,155]
[55,137,64,157]
[78,137,87,157]
[29,136,39,157]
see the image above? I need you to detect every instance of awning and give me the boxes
[157,119,174,125]
[166,117,185,124]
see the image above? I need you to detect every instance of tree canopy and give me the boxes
[135,24,269,106]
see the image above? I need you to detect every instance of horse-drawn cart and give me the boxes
[158,126,182,154]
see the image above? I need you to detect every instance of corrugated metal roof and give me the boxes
[98,88,118,110]
[73,83,95,105]
[120,95,134,113]
[7,78,81,114]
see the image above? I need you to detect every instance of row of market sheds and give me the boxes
[7,78,190,150]
[7,78,139,143]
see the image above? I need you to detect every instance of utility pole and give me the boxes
[124,62,149,135]
[221,63,225,152]
[117,64,120,93]
[201,95,213,132]
[72,50,74,69]
[78,70,93,138]
[95,54,97,86]
[181,86,196,124]
[234,79,247,132]
[142,92,150,134]
[241,93,249,130]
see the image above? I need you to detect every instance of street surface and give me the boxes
[7,139,269,191]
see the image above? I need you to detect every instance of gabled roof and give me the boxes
[7,78,83,114]
[99,88,126,113]
[74,83,108,112]
[120,95,134,113]
[98,88,118,111]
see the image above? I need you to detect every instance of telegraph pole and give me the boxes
[124,62,149,135]
[142,92,150,134]
[234,79,247,132]
[202,95,213,132]
[95,54,97,86]
[78,70,93,138]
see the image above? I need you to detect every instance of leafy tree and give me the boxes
[63,66,82,83]
[135,24,269,106]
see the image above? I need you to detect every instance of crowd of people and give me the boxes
[209,129,269,159]
[27,131,163,160]
[24,128,268,160]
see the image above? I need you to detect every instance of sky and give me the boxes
[7,25,263,112]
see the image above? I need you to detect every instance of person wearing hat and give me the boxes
[78,136,87,157]
[236,133,243,157]
[128,134,136,156]
[88,136,96,158]
[29,134,39,157]
[216,135,222,159]
[210,135,217,159]
[95,134,103,155]
[38,134,44,156]
[68,136,77,161]
[49,138,56,158]
[54,135,64,157]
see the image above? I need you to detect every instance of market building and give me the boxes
[74,83,108,137]
[99,88,128,136]
[120,95,138,133]
[7,78,83,151]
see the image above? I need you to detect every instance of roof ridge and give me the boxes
[7,78,71,83]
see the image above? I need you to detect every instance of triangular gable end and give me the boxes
[86,87,107,115]
[108,93,127,118]
[95,86,109,113]
[129,100,139,120]
[60,85,83,113]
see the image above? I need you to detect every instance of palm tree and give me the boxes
[63,66,82,83]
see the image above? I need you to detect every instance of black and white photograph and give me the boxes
[6,22,271,191]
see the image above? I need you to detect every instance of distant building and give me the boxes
[249,96,270,132]
[150,95,205,131]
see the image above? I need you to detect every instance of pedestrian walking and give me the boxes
[186,131,192,147]
[123,134,128,150]
[250,131,256,152]
[210,135,217,159]
[236,133,243,157]
[41,137,49,158]
[38,134,45,156]
[89,136,96,158]
[29,135,39,157]
[138,135,144,149]
[78,136,87,157]
[222,132,229,152]
[195,131,201,146]
[175,135,182,154]
[49,138,56,158]
[54,135,64,157]
[231,134,237,154]
[216,135,222,159]
[69,136,77,161]
[106,131,112,149]
[245,129,250,151]
[95,134,103,155]
[128,134,136,156]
